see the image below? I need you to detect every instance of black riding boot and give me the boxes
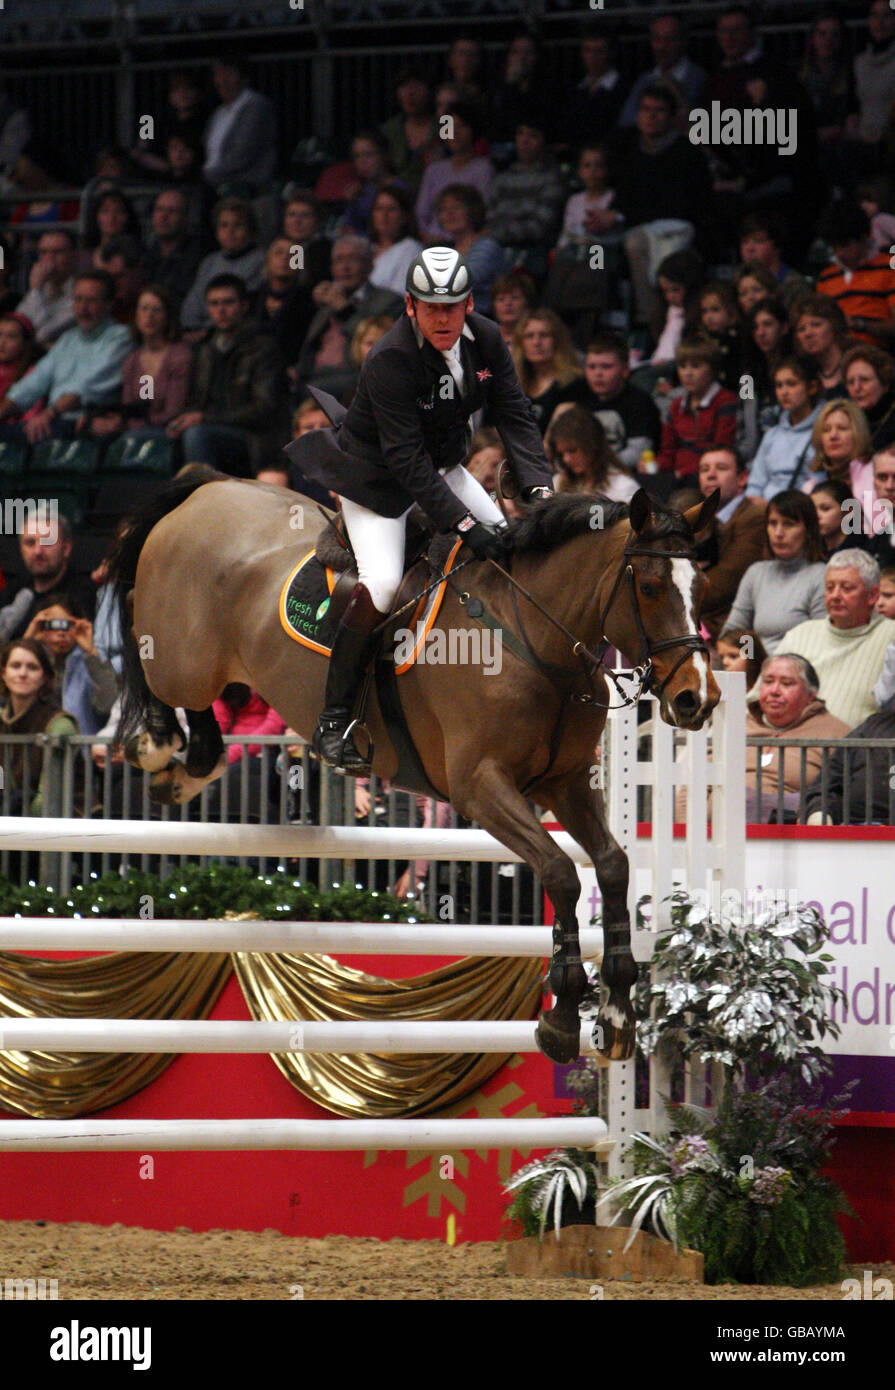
[313,582,386,773]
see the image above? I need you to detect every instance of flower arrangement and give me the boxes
[504,891,854,1284]
[598,1078,853,1285]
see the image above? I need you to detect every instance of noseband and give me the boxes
[593,532,709,703]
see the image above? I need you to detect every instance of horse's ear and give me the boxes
[628,489,653,534]
[684,488,720,534]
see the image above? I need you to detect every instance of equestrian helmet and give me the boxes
[405,246,472,303]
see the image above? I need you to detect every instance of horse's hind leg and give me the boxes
[450,758,587,1065]
[546,768,637,1062]
[124,697,185,772]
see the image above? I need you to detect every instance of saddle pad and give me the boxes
[278,539,464,672]
[279,551,339,655]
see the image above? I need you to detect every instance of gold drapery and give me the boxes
[233,952,544,1116]
[0,951,231,1117]
[0,948,544,1119]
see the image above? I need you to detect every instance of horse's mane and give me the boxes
[507,491,694,554]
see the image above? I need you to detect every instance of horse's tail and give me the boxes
[105,464,228,743]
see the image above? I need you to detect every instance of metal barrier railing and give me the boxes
[0,12,857,179]
[746,736,895,827]
[0,732,542,921]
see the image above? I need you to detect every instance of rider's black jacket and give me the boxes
[284,310,552,530]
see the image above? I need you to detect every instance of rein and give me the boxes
[460,530,709,711]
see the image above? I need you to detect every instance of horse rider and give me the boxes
[285,246,555,774]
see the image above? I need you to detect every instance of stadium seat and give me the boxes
[0,441,28,476]
[101,434,175,477]
[91,472,165,522]
[30,439,99,475]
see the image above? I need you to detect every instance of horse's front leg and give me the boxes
[450,757,587,1065]
[545,768,637,1061]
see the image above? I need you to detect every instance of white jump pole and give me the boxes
[0,1017,600,1056]
[0,1116,612,1153]
[0,818,592,863]
[0,918,603,958]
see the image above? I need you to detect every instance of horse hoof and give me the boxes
[147,769,179,804]
[593,1006,636,1061]
[535,1012,581,1065]
[125,730,182,772]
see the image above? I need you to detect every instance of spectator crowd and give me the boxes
[1,5,895,828]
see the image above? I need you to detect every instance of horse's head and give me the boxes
[613,489,721,730]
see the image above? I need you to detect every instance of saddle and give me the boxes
[314,508,457,630]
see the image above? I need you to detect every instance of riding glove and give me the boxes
[454,512,510,562]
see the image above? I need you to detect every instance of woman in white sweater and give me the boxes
[367,182,423,296]
[722,489,828,653]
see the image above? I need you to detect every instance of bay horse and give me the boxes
[107,470,720,1066]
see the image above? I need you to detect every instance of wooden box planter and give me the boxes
[505,1225,704,1282]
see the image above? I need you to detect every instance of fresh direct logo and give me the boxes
[689,102,797,156]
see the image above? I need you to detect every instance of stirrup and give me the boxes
[313,712,374,774]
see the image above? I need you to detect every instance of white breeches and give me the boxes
[339,465,505,612]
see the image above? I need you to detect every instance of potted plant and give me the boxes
[597,1078,853,1285]
[503,995,606,1239]
[596,891,854,1284]
[504,891,853,1285]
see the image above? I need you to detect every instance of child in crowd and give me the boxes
[698,279,742,391]
[877,564,895,619]
[556,142,616,253]
[657,337,737,482]
[490,270,537,349]
[465,428,526,520]
[349,315,392,369]
[745,354,823,498]
[867,446,895,566]
[873,563,895,707]
[737,211,810,308]
[812,479,873,558]
[734,261,777,320]
[647,249,703,373]
[466,427,504,498]
[285,397,336,505]
[573,330,661,469]
[745,297,790,397]
[858,178,895,255]
[715,627,767,693]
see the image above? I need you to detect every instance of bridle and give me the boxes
[590,529,710,706]
[476,525,710,712]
